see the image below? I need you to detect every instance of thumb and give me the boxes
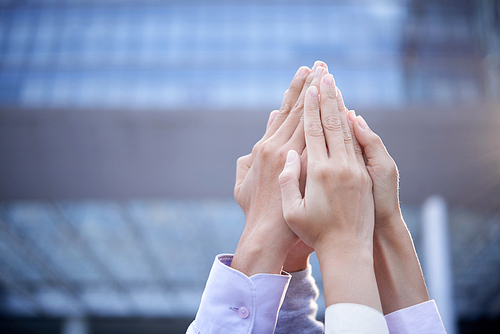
[279,150,303,224]
[353,115,391,164]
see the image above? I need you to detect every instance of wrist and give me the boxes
[374,214,409,245]
[316,237,374,270]
[316,239,382,312]
[231,224,296,276]
[375,209,403,231]
[373,216,430,314]
[283,254,310,273]
[315,232,373,259]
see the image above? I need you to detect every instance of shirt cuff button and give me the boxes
[238,306,250,319]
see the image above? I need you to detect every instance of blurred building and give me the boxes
[0,0,499,333]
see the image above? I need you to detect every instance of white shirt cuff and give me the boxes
[325,303,389,334]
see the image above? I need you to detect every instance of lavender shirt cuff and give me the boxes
[189,254,290,334]
[385,300,446,334]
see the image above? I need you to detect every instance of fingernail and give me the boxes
[357,115,368,129]
[296,66,310,79]
[314,60,327,69]
[286,150,297,164]
[308,86,318,98]
[347,110,356,123]
[324,74,334,86]
[314,66,325,79]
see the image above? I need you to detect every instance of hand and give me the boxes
[278,74,374,250]
[231,63,328,276]
[279,74,382,311]
[349,112,401,228]
[350,113,429,314]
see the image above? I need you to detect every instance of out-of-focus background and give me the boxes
[0,0,499,333]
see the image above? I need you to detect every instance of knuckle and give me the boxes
[236,155,247,166]
[276,148,287,163]
[257,140,275,158]
[323,88,337,101]
[292,99,305,113]
[305,120,324,138]
[315,164,333,183]
[280,102,293,114]
[322,114,342,132]
[342,125,352,142]
[336,164,353,180]
[369,133,384,148]
[251,141,261,156]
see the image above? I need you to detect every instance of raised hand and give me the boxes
[278,74,382,311]
[232,62,328,276]
[350,113,429,314]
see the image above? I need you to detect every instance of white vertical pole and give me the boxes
[422,195,456,334]
[61,317,89,334]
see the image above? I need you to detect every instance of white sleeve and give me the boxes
[325,303,389,334]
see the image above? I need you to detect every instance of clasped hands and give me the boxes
[231,61,427,314]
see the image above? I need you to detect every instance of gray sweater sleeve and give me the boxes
[275,266,324,334]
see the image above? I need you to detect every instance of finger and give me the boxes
[347,109,365,167]
[335,87,356,160]
[318,74,348,159]
[234,153,252,196]
[279,150,304,227]
[285,65,329,153]
[291,62,328,116]
[303,85,327,161]
[353,115,394,167]
[272,65,328,146]
[264,66,310,140]
[266,110,279,131]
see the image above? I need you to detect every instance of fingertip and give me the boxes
[353,114,371,146]
[313,60,328,70]
[356,115,369,129]
[296,66,310,79]
[322,73,335,87]
[347,109,356,123]
[314,66,327,80]
[308,85,318,98]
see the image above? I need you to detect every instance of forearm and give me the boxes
[316,238,383,313]
[374,215,429,314]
